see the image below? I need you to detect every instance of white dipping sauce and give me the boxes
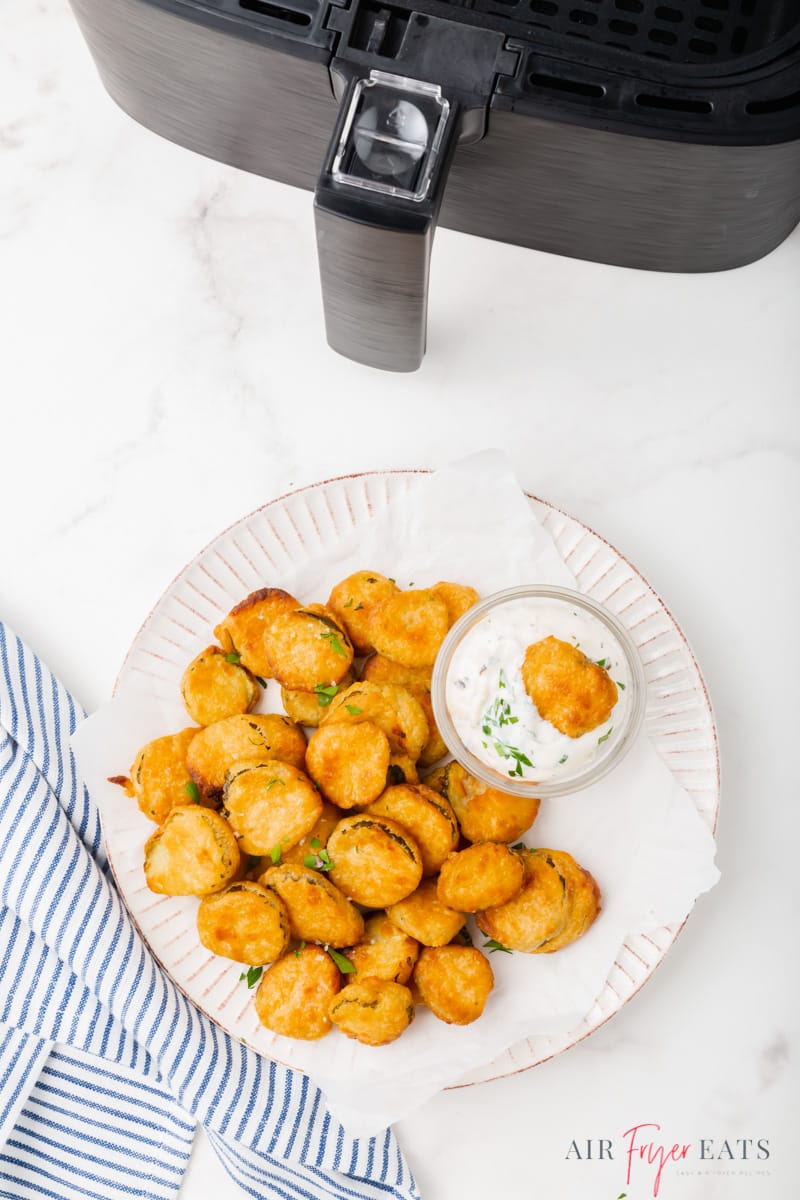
[445,598,629,783]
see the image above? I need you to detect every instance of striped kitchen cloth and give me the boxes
[0,622,420,1200]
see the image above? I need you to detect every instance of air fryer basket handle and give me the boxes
[314,71,460,372]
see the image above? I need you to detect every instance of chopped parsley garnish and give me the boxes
[240,966,263,988]
[319,629,347,657]
[598,727,614,745]
[343,598,354,608]
[314,682,339,706]
[294,940,306,958]
[304,847,334,872]
[480,685,534,778]
[185,780,201,803]
[254,675,268,688]
[483,939,513,955]
[595,657,608,668]
[616,680,626,690]
[269,844,283,865]
[225,652,242,664]
[558,754,568,765]
[345,704,362,716]
[327,947,356,974]
[354,603,364,611]
[310,838,321,849]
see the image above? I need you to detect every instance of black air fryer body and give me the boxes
[70,0,800,369]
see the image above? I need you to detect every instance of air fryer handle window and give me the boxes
[314,72,460,372]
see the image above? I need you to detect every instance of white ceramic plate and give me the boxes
[113,470,719,1087]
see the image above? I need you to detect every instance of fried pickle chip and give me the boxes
[254,944,341,1040]
[437,842,526,912]
[366,783,459,876]
[128,728,199,824]
[425,761,540,844]
[180,646,259,726]
[306,721,391,809]
[259,863,365,948]
[281,802,341,867]
[413,945,494,1025]
[222,760,322,856]
[327,815,423,908]
[327,571,400,656]
[187,713,307,797]
[280,671,355,728]
[343,913,419,984]
[329,978,414,1046]
[475,848,568,953]
[531,848,601,953]
[144,806,241,896]
[263,604,354,691]
[196,880,290,964]
[360,657,447,767]
[429,581,480,627]
[385,878,466,947]
[521,635,618,737]
[321,681,428,762]
[369,589,450,668]
[214,587,298,676]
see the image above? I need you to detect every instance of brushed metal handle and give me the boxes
[315,71,460,372]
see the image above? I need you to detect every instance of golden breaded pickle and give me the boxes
[413,945,494,1025]
[366,783,459,876]
[429,581,480,627]
[327,815,423,908]
[263,604,353,691]
[306,721,391,809]
[437,842,525,913]
[327,571,399,656]
[144,806,241,896]
[425,761,540,844]
[197,880,289,964]
[280,671,355,728]
[343,913,419,984]
[214,587,298,677]
[386,878,465,947]
[321,681,428,762]
[532,848,601,953]
[125,728,199,825]
[281,802,341,867]
[180,646,259,726]
[360,656,446,767]
[521,635,618,737]
[329,978,414,1046]
[222,760,322,856]
[187,713,307,797]
[475,848,568,953]
[259,863,364,948]
[254,944,341,1040]
[369,589,450,668]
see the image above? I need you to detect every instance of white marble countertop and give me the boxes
[3,3,799,1198]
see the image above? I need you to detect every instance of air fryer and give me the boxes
[69,0,800,370]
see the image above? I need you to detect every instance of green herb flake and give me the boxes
[483,939,513,955]
[616,680,626,690]
[344,598,354,608]
[303,854,317,869]
[388,578,396,585]
[265,777,284,793]
[269,844,283,865]
[255,675,268,688]
[510,842,526,851]
[598,727,614,745]
[185,780,201,804]
[319,629,347,658]
[327,947,356,974]
[294,940,306,958]
[314,682,339,707]
[354,603,364,611]
[240,966,263,989]
[345,704,362,716]
[310,838,321,850]
[595,657,608,668]
[225,652,242,664]
[558,754,568,765]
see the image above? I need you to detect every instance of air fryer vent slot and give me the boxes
[460,0,798,64]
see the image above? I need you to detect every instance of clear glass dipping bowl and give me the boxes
[431,585,647,799]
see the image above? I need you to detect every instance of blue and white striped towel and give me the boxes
[0,622,420,1200]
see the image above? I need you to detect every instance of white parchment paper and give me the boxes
[72,450,720,1134]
